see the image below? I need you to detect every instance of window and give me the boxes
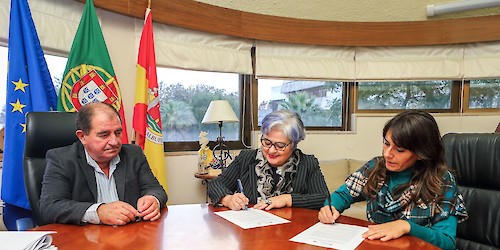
[356,81,457,112]
[257,79,349,130]
[0,46,6,130]
[0,46,66,130]
[157,68,251,151]
[44,55,67,95]
[466,79,500,111]
[1,45,250,152]
[356,80,500,113]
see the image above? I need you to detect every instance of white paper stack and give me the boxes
[0,231,57,250]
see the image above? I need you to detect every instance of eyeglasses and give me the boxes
[260,137,291,151]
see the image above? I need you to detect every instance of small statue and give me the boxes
[197,131,213,174]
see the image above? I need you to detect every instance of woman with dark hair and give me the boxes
[208,109,329,211]
[318,110,468,250]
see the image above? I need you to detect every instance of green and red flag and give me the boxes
[133,8,168,190]
[58,0,128,143]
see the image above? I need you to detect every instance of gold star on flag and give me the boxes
[21,123,27,133]
[10,99,26,113]
[12,78,29,92]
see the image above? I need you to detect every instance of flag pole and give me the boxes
[136,0,150,145]
[145,0,151,23]
[134,0,168,191]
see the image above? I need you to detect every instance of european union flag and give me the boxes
[1,0,57,230]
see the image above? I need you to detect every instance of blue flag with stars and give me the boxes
[1,0,57,229]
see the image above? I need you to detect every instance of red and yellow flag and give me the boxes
[133,8,167,191]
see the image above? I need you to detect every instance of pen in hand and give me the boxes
[326,189,335,224]
[237,179,248,210]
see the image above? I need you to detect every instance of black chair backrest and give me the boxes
[442,133,500,250]
[23,112,78,226]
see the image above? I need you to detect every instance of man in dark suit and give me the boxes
[39,102,167,226]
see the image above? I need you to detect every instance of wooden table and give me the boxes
[34,204,438,249]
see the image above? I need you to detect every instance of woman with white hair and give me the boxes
[208,109,329,211]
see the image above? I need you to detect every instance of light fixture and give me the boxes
[427,0,500,17]
[201,100,239,171]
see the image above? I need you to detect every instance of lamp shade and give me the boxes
[201,100,239,124]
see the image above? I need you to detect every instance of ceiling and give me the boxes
[195,0,500,22]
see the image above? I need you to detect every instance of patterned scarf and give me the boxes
[346,158,468,226]
[255,148,298,203]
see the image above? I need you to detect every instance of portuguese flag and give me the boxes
[58,0,128,143]
[133,8,168,191]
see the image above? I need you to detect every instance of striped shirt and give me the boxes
[82,150,120,224]
[208,149,329,210]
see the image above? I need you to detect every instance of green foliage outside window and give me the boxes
[158,82,239,142]
[357,81,452,110]
[258,80,343,128]
[469,79,500,109]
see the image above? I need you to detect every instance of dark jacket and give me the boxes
[39,142,167,225]
[208,149,329,210]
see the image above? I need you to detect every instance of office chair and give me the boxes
[23,111,78,227]
[442,133,500,250]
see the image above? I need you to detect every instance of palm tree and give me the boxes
[160,100,197,140]
[281,92,322,126]
[282,92,319,113]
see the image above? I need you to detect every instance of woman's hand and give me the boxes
[220,193,249,210]
[253,194,291,210]
[318,205,340,224]
[362,220,411,241]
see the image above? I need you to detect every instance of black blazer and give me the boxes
[208,149,329,210]
[39,142,167,225]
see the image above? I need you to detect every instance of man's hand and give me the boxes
[253,194,291,210]
[97,201,138,226]
[318,205,340,224]
[220,193,249,210]
[362,220,411,241]
[137,195,161,221]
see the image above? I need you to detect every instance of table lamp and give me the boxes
[201,100,239,171]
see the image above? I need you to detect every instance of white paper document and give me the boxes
[290,222,368,250]
[214,208,290,229]
[0,231,57,250]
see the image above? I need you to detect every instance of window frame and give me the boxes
[463,79,500,113]
[163,74,252,152]
[353,81,463,114]
[253,78,352,132]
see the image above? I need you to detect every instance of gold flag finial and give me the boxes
[148,0,151,9]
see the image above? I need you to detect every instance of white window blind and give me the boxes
[136,21,253,74]
[464,41,500,79]
[0,0,82,52]
[1,0,253,75]
[355,45,464,80]
[255,41,355,80]
[0,0,10,43]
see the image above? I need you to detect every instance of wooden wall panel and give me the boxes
[80,0,500,46]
